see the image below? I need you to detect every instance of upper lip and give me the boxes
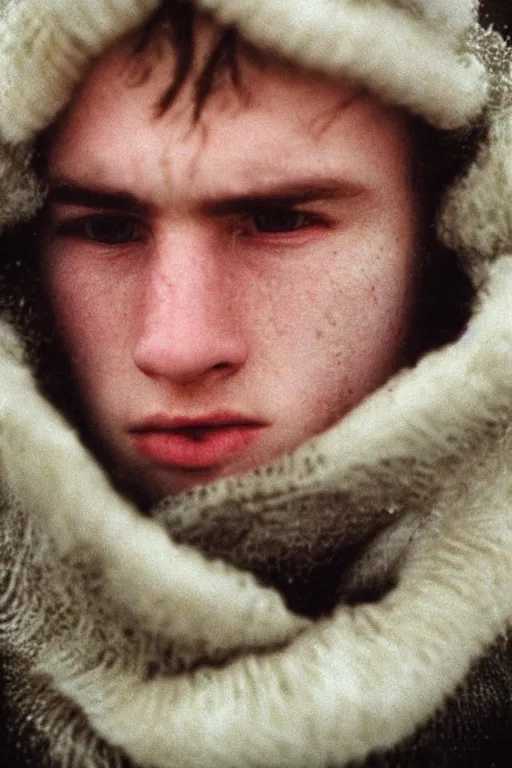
[130,411,267,432]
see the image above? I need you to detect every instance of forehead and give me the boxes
[46,25,411,203]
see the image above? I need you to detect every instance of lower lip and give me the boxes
[132,426,263,469]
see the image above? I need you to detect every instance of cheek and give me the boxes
[270,248,413,351]
[262,242,416,425]
[42,256,128,386]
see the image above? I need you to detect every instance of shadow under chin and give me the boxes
[154,488,417,618]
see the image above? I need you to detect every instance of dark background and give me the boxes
[483,0,512,34]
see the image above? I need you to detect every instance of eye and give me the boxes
[56,214,143,245]
[250,206,314,234]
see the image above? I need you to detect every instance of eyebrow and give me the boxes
[47,183,146,213]
[207,185,358,216]
[46,178,364,215]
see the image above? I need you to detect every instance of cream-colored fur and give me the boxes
[0,0,159,143]
[198,0,486,129]
[0,0,486,149]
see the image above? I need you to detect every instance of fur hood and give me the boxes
[1,1,512,766]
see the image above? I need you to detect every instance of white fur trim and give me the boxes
[196,0,487,129]
[52,484,512,768]
[0,0,487,144]
[0,0,159,144]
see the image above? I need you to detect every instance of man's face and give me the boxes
[42,24,420,502]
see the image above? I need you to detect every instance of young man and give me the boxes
[0,1,512,766]
[40,14,421,504]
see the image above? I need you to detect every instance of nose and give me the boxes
[132,231,248,386]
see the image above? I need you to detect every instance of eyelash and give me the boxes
[240,206,321,236]
[54,214,145,245]
[53,206,323,246]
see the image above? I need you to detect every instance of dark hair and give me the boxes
[132,1,244,121]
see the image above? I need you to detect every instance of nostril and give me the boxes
[212,362,231,371]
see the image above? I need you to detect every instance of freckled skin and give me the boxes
[42,24,420,500]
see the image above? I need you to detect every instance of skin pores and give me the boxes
[42,25,420,501]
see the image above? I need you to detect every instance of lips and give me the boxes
[130,413,266,469]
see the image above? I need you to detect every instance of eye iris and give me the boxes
[86,216,136,244]
[254,209,306,233]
